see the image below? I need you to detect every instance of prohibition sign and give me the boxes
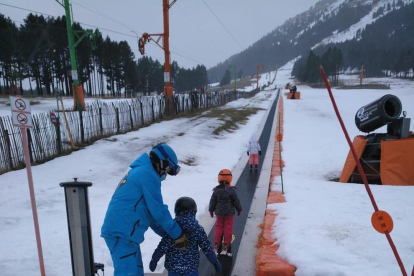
[15,99,27,110]
[50,112,58,125]
[17,113,28,125]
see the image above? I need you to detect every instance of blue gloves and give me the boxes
[149,248,163,272]
[247,151,250,156]
[206,251,222,272]
[213,259,222,272]
[149,259,157,272]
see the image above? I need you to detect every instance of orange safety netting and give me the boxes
[256,245,296,276]
[339,136,367,183]
[380,138,414,185]
[256,97,296,276]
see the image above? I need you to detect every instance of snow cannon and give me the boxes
[355,94,410,138]
[287,85,300,100]
[340,94,413,185]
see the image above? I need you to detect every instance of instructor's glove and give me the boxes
[259,150,261,155]
[174,231,189,250]
[247,151,249,156]
[206,251,222,272]
[210,211,214,218]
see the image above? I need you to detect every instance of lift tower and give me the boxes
[56,0,101,142]
[138,0,178,116]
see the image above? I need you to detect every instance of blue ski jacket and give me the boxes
[101,153,182,244]
[152,210,218,274]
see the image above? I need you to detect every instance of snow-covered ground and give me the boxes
[271,62,414,276]
[0,63,413,276]
[0,77,276,276]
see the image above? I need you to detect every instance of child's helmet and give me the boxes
[174,197,197,215]
[218,169,232,184]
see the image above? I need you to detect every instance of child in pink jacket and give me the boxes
[247,135,261,170]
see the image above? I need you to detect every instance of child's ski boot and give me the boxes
[220,244,228,255]
[213,243,219,255]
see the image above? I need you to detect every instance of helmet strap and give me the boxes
[150,152,163,176]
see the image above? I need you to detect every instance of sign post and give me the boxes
[9,96,46,276]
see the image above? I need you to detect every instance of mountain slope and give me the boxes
[207,0,414,82]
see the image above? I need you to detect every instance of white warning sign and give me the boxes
[10,96,33,128]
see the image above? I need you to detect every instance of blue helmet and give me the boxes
[150,143,180,176]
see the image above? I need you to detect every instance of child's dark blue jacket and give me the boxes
[151,210,217,274]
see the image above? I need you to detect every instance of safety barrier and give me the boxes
[256,97,296,276]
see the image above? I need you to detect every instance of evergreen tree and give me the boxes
[238,69,243,79]
[220,69,231,86]
[0,14,18,95]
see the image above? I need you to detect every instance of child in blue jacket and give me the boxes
[149,197,222,276]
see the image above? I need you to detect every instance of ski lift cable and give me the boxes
[176,4,219,48]
[0,2,138,38]
[0,2,56,18]
[71,0,143,36]
[201,0,244,50]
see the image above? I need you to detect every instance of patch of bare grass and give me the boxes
[201,107,264,135]
[103,138,118,142]
[181,157,197,166]
[177,132,185,136]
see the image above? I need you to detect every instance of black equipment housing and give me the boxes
[355,94,402,133]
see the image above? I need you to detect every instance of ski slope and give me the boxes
[0,66,413,276]
[0,80,277,276]
[272,62,414,276]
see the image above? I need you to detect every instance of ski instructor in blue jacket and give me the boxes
[101,143,188,276]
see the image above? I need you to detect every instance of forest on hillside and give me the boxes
[0,13,208,97]
[293,1,414,83]
[208,0,414,83]
[207,0,374,82]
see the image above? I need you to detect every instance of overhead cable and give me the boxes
[201,0,244,50]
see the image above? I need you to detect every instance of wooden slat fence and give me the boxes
[0,89,259,174]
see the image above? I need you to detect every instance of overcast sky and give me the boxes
[1,0,321,69]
